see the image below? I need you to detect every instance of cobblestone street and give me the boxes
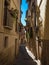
[13,46,37,65]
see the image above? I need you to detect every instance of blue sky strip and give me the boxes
[21,0,28,26]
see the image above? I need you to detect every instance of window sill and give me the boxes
[4,26,12,30]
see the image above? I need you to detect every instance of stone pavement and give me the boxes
[13,45,37,65]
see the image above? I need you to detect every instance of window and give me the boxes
[29,27,33,38]
[3,0,13,30]
[15,39,17,56]
[15,21,20,32]
[4,0,10,6]
[18,23,21,32]
[15,20,18,32]
[19,25,21,32]
[4,36,8,48]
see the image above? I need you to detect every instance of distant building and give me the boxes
[41,0,49,65]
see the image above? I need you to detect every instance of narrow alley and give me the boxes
[13,44,37,65]
[0,0,49,65]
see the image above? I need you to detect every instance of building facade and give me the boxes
[26,0,49,65]
[26,0,37,58]
[41,0,49,65]
[0,0,21,65]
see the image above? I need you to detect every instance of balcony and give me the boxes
[3,2,19,30]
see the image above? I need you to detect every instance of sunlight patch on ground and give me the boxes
[25,46,41,65]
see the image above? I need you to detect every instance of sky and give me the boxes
[21,0,28,26]
[21,0,47,27]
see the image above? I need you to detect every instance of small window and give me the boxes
[4,36,8,48]
[15,21,17,32]
[15,39,17,56]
